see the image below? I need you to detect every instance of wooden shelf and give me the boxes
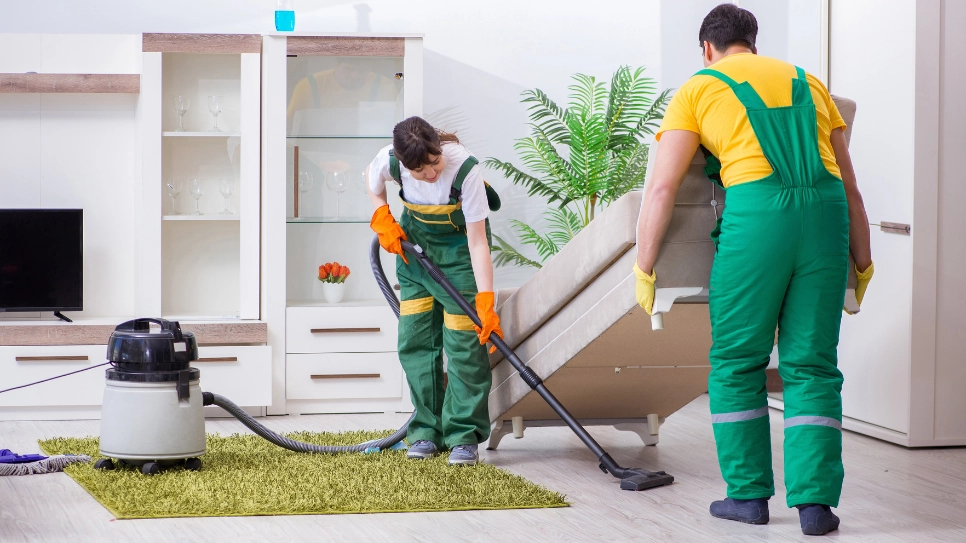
[0,73,139,94]
[0,320,267,346]
[163,131,241,137]
[143,33,261,54]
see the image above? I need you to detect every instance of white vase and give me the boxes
[321,282,346,303]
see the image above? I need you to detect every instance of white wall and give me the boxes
[0,35,141,319]
[0,0,664,289]
[660,0,824,91]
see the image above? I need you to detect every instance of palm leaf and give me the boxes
[544,206,584,246]
[491,234,542,269]
[522,88,572,145]
[511,220,559,262]
[634,87,673,136]
[482,157,569,205]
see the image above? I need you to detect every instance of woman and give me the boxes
[366,116,502,466]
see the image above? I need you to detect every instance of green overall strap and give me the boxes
[448,156,479,204]
[696,69,767,110]
[698,65,830,189]
[388,149,402,183]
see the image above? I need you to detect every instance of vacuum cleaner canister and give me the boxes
[97,318,204,475]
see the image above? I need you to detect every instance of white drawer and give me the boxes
[193,345,272,406]
[286,305,398,354]
[286,352,403,401]
[0,345,109,407]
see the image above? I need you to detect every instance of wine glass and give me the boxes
[354,171,369,194]
[207,95,223,132]
[298,172,313,216]
[174,96,190,132]
[189,179,204,215]
[326,171,348,220]
[165,178,183,215]
[219,178,234,215]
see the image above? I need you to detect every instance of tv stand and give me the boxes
[53,311,73,323]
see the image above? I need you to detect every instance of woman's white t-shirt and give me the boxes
[367,143,489,223]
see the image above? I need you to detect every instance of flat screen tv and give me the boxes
[0,209,83,319]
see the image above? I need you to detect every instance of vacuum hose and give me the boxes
[197,236,416,455]
[203,392,410,453]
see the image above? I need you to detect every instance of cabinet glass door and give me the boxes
[286,56,404,223]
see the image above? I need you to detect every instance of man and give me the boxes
[634,4,874,537]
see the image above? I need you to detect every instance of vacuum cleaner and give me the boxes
[92,236,673,491]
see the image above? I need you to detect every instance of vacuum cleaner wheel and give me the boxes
[93,458,115,471]
[140,462,161,475]
[184,457,202,471]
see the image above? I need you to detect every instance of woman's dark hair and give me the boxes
[698,4,758,52]
[392,116,459,170]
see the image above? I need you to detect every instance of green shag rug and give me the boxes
[39,431,568,519]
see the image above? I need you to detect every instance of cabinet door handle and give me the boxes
[310,327,381,334]
[16,355,90,362]
[311,373,381,380]
[196,357,238,362]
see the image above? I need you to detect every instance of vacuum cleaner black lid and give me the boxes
[106,318,199,376]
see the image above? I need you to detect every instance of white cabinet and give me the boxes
[0,345,109,413]
[140,34,262,320]
[809,1,966,447]
[262,35,422,415]
[194,345,272,406]
[283,305,408,415]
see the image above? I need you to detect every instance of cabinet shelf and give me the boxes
[287,299,391,308]
[287,217,368,224]
[163,215,240,221]
[163,131,241,137]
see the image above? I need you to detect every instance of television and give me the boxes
[0,209,83,319]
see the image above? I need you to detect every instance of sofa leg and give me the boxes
[511,416,525,439]
[614,422,660,446]
[487,420,514,450]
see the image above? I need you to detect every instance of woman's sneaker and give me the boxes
[798,504,840,535]
[406,440,438,459]
[448,444,479,466]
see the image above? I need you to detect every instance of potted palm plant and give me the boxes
[485,66,670,268]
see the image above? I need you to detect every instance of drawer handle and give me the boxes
[196,357,238,362]
[310,327,381,334]
[311,373,381,380]
[16,355,90,362]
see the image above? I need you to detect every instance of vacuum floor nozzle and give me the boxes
[620,468,675,491]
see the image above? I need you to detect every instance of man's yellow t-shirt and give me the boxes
[657,53,846,188]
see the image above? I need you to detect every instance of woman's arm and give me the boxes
[466,220,494,293]
[830,128,872,270]
[366,166,389,210]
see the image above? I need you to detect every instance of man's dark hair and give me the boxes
[698,4,758,52]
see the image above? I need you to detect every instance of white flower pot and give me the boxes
[321,282,346,303]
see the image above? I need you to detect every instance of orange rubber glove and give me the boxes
[473,291,504,354]
[370,204,408,264]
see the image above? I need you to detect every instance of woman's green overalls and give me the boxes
[699,66,849,507]
[389,151,501,448]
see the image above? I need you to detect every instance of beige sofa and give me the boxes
[486,96,858,449]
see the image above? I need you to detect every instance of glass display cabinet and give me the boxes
[262,34,423,415]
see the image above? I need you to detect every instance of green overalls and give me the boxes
[389,151,501,448]
[699,66,849,507]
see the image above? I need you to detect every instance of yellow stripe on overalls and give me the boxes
[402,201,462,215]
[400,297,434,316]
[443,312,476,331]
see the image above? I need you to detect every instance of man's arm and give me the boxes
[636,130,701,272]
[829,128,872,270]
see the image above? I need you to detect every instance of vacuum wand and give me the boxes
[397,239,673,491]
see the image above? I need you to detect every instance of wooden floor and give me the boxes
[2,394,965,543]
